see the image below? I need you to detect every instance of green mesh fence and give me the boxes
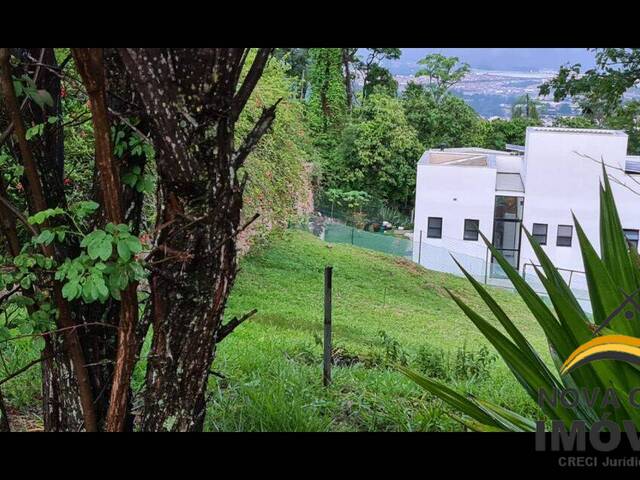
[324,223,413,259]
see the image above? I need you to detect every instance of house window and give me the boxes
[427,217,442,238]
[556,225,573,247]
[463,219,479,241]
[624,229,639,250]
[532,223,548,245]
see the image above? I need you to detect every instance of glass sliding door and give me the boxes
[490,196,524,278]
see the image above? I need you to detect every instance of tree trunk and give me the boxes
[117,48,276,431]
[0,47,98,432]
[0,388,9,432]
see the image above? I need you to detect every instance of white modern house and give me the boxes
[412,127,640,294]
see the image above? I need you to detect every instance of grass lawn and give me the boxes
[204,229,550,431]
[1,229,551,431]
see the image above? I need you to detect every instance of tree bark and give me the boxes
[17,47,88,432]
[72,48,140,432]
[117,48,275,431]
[0,390,10,432]
[0,47,98,432]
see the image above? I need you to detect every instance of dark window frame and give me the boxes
[427,217,443,239]
[556,224,573,247]
[463,219,479,241]
[624,229,639,250]
[532,223,548,246]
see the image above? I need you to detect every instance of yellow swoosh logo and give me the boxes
[560,335,640,375]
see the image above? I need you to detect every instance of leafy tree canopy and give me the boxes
[401,82,483,149]
[540,48,640,153]
[328,92,423,209]
[415,53,470,102]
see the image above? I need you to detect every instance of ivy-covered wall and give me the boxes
[236,53,316,253]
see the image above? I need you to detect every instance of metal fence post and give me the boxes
[351,227,355,245]
[418,230,423,265]
[323,266,333,387]
[484,247,489,285]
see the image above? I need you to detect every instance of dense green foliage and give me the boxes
[300,50,543,215]
[541,48,640,154]
[306,48,347,156]
[236,54,313,243]
[402,83,484,149]
[327,93,423,209]
[415,53,470,103]
[480,117,540,150]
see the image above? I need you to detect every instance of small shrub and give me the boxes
[286,337,362,367]
[378,330,408,366]
[413,343,496,382]
[285,342,319,366]
[414,344,448,380]
[452,344,495,380]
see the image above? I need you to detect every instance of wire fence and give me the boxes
[323,222,413,259]
[301,214,592,313]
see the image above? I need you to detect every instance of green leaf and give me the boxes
[445,288,576,425]
[117,240,131,261]
[32,89,54,108]
[479,232,575,361]
[20,275,32,290]
[71,201,99,219]
[125,237,142,254]
[34,229,55,245]
[573,214,631,334]
[33,337,46,351]
[86,234,113,261]
[396,364,503,429]
[13,79,23,97]
[61,280,80,301]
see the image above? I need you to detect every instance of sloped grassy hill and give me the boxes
[207,230,547,431]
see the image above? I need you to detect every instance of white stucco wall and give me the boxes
[520,128,640,279]
[413,163,496,277]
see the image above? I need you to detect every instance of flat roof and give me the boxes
[496,172,524,193]
[419,151,488,167]
[527,126,627,136]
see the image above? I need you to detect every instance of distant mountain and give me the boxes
[382,48,597,75]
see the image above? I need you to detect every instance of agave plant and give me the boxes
[399,166,640,431]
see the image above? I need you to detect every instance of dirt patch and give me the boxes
[392,256,425,277]
[6,405,43,432]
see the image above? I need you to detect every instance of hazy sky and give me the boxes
[386,48,596,74]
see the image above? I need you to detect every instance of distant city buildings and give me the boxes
[394,69,577,120]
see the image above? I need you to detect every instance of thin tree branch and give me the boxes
[231,48,274,121]
[0,321,119,346]
[0,193,39,237]
[233,99,281,169]
[0,354,53,387]
[216,309,258,343]
[574,151,640,194]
